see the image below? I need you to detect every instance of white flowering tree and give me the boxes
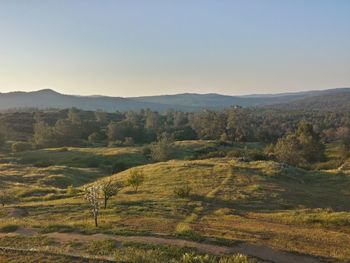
[84,185,101,227]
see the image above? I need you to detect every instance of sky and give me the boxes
[0,0,350,97]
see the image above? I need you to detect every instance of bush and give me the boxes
[127,170,145,192]
[199,150,226,159]
[181,253,216,263]
[227,149,244,158]
[244,150,267,161]
[66,185,79,195]
[0,132,5,148]
[112,162,127,173]
[41,224,76,233]
[84,157,100,168]
[33,160,54,168]
[313,159,343,170]
[175,223,203,241]
[108,140,123,147]
[11,142,32,152]
[115,247,169,263]
[142,146,152,157]
[124,137,134,146]
[174,184,192,198]
[219,254,252,263]
[87,239,117,256]
[0,224,19,233]
[57,147,69,152]
[150,134,174,161]
[88,132,100,144]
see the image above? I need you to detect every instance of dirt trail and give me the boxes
[0,228,324,263]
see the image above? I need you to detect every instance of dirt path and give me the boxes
[0,228,325,263]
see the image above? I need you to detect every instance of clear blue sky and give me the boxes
[0,0,349,96]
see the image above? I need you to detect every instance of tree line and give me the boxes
[0,107,349,157]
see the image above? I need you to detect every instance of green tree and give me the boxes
[67,107,81,124]
[54,119,81,146]
[94,110,108,124]
[127,170,145,193]
[88,132,101,144]
[32,121,57,148]
[150,133,174,161]
[274,121,325,166]
[336,127,350,159]
[106,120,142,143]
[274,133,304,166]
[0,132,5,148]
[100,180,123,209]
[296,120,325,162]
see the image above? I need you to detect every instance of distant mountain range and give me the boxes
[0,87,349,112]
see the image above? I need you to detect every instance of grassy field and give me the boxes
[0,141,349,262]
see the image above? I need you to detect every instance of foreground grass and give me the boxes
[0,235,254,263]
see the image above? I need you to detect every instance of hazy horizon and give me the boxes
[1,0,350,97]
[2,86,350,98]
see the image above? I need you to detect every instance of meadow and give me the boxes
[0,140,349,262]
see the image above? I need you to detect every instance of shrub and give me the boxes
[150,134,174,161]
[108,140,123,147]
[0,224,19,233]
[0,190,16,206]
[142,146,152,157]
[200,150,226,159]
[88,132,100,144]
[11,142,32,152]
[181,253,216,263]
[175,223,202,241]
[174,184,192,198]
[66,185,79,195]
[115,247,168,263]
[244,150,267,161]
[84,157,100,168]
[264,144,275,159]
[41,224,76,233]
[227,149,244,158]
[124,137,134,146]
[58,147,69,152]
[127,170,145,192]
[0,132,5,148]
[112,162,127,173]
[219,254,252,263]
[33,160,54,168]
[87,239,117,256]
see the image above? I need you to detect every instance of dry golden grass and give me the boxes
[1,142,350,261]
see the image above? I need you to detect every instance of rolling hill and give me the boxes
[267,90,350,111]
[0,89,185,112]
[0,87,349,112]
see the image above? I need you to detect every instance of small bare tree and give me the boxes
[84,186,101,227]
[100,180,123,209]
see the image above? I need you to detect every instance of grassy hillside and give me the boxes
[1,153,350,261]
[1,140,265,196]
